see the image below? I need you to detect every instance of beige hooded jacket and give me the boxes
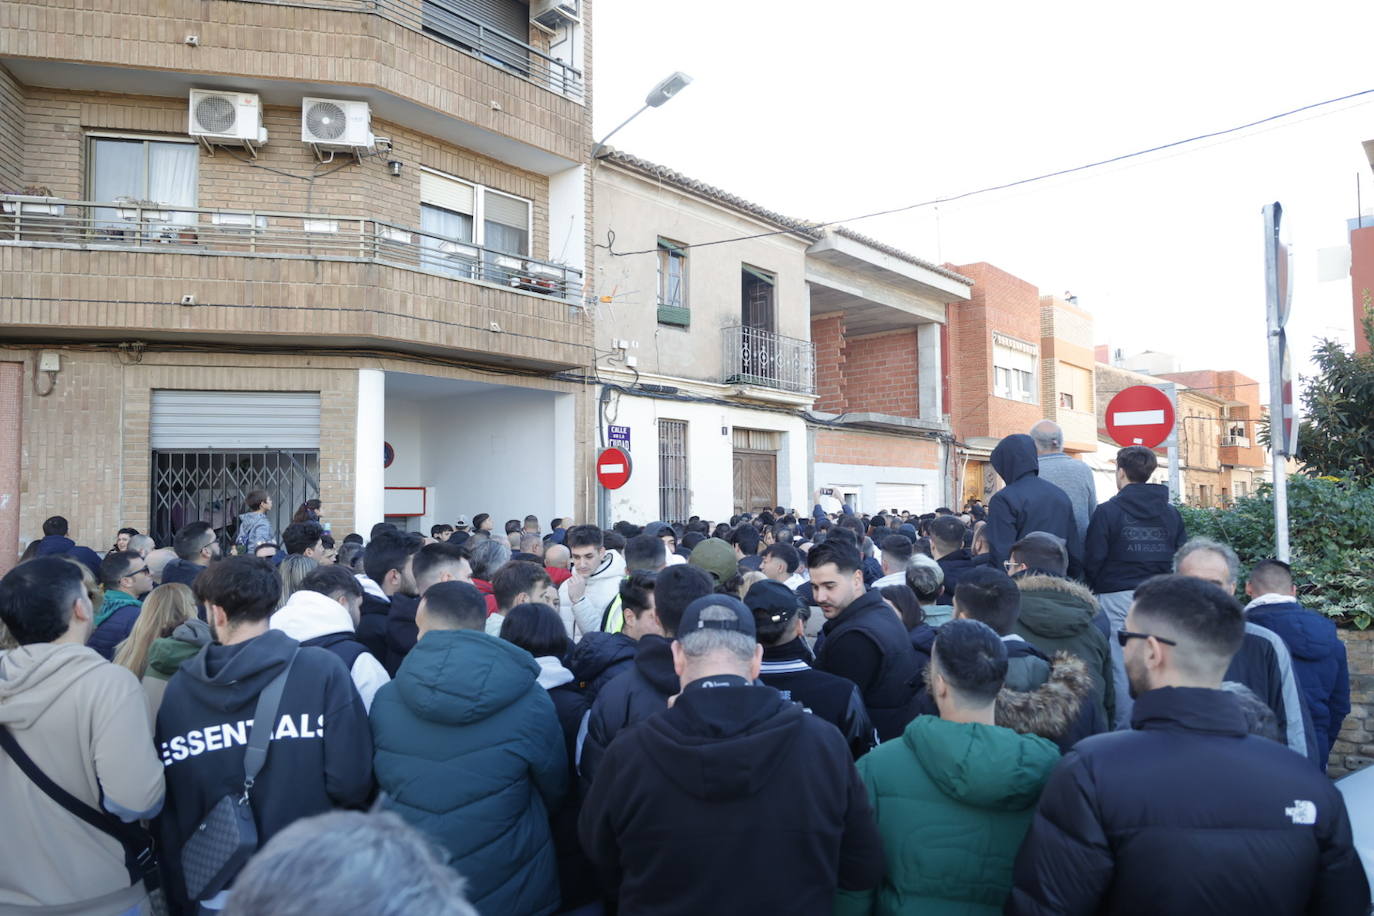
[0,643,165,915]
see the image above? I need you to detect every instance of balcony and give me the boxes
[0,197,582,301]
[1221,436,1251,448]
[0,197,588,370]
[723,325,816,396]
[231,0,584,102]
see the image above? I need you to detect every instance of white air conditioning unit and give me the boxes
[531,0,579,27]
[301,98,375,159]
[189,90,268,156]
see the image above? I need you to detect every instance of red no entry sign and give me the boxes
[1105,385,1175,448]
[596,446,632,490]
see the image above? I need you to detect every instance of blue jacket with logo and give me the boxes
[1082,482,1187,594]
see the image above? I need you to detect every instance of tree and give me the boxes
[1295,303,1374,484]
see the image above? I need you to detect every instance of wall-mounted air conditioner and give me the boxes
[189,90,268,157]
[301,98,375,160]
[531,0,579,28]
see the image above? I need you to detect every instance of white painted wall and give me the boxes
[602,392,809,522]
[813,461,945,515]
[548,164,586,275]
[354,369,386,537]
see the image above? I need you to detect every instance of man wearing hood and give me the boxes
[579,594,884,915]
[579,564,715,789]
[1009,532,1115,728]
[155,557,374,912]
[371,581,567,916]
[1244,559,1350,770]
[836,619,1060,916]
[272,564,390,711]
[985,434,1083,579]
[559,525,627,641]
[0,557,165,916]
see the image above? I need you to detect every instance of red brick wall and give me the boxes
[946,262,1046,443]
[841,329,919,417]
[0,362,20,573]
[812,314,847,412]
[1352,226,1374,356]
[815,429,939,468]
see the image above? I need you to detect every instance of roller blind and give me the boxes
[150,391,321,449]
[420,170,476,215]
[484,190,529,230]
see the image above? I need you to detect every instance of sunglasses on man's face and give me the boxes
[1116,630,1177,648]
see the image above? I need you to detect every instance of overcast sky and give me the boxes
[591,0,1374,398]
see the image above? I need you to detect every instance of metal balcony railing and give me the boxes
[228,0,584,101]
[723,325,816,396]
[0,197,584,302]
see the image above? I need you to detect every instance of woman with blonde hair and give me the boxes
[116,583,213,722]
[276,554,319,610]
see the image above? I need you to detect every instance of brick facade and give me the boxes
[840,329,920,417]
[814,429,939,468]
[0,64,22,190]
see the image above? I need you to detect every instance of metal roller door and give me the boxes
[150,391,320,449]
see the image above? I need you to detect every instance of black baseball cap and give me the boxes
[743,579,801,624]
[679,594,756,638]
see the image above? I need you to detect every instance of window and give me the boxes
[657,238,688,306]
[1059,391,1075,409]
[418,167,532,279]
[1057,363,1091,412]
[88,135,198,227]
[993,337,1037,403]
[658,419,690,523]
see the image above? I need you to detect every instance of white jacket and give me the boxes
[557,549,626,641]
[271,590,390,711]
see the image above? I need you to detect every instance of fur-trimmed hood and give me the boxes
[996,651,1093,741]
[1016,574,1099,640]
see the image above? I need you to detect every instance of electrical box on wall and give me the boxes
[39,352,61,373]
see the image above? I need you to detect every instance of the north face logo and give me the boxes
[1285,800,1317,825]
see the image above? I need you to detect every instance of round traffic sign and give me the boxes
[596,446,632,490]
[1105,385,1175,449]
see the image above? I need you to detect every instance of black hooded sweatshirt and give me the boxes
[760,637,877,759]
[579,634,678,790]
[154,629,374,910]
[986,435,1084,577]
[579,677,884,915]
[1082,482,1187,593]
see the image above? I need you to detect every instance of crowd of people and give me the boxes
[0,421,1368,915]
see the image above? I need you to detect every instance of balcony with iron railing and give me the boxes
[722,325,816,396]
[0,196,589,369]
[230,0,584,101]
[0,197,583,301]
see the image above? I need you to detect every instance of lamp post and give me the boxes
[591,71,693,159]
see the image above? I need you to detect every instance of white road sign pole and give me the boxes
[1164,382,1180,504]
[1263,202,1291,562]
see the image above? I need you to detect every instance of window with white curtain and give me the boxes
[88,136,198,227]
[419,168,532,281]
[993,340,1037,403]
[483,190,530,256]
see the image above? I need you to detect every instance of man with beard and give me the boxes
[808,540,922,741]
[154,557,373,912]
[1008,575,1368,916]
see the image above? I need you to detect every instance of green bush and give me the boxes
[1179,475,1374,629]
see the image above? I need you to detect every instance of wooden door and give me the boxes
[733,449,777,515]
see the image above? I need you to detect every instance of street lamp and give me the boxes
[591,71,693,158]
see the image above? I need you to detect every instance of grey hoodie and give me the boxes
[0,643,165,914]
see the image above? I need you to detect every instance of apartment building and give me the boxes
[591,152,967,521]
[1156,368,1268,502]
[945,264,1096,505]
[808,230,972,515]
[0,0,594,558]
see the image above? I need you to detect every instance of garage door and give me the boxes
[874,483,926,515]
[150,391,321,449]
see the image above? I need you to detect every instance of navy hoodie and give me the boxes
[154,628,374,909]
[986,435,1083,578]
[1248,600,1351,768]
[1082,482,1187,593]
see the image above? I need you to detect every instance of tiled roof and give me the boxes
[600,150,821,240]
[828,226,974,285]
[601,150,974,286]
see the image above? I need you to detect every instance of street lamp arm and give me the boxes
[591,104,650,159]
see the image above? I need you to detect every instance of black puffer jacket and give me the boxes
[566,630,637,699]
[579,634,677,789]
[814,589,922,742]
[1007,687,1369,916]
[986,435,1083,577]
[1082,482,1187,593]
[759,638,877,759]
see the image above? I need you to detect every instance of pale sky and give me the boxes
[591,0,1374,398]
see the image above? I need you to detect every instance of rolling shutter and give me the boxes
[444,0,527,40]
[420,170,476,215]
[874,483,926,514]
[150,391,321,449]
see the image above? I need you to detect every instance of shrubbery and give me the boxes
[1179,475,1374,629]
